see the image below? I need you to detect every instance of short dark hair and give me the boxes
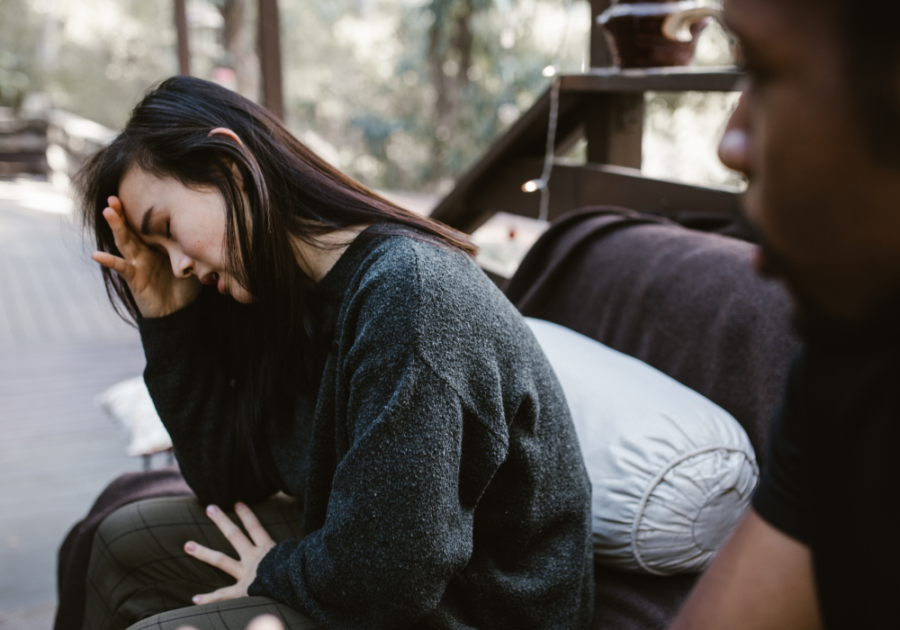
[838,1,900,162]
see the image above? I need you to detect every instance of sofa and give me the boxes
[505,206,799,629]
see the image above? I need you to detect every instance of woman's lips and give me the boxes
[199,272,220,288]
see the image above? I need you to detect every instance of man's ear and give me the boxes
[209,127,244,147]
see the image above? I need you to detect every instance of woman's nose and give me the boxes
[718,91,752,175]
[170,250,194,279]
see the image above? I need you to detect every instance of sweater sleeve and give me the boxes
[139,291,277,507]
[249,267,509,629]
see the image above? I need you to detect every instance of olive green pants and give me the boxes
[83,495,323,630]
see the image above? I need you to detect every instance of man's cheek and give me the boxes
[740,177,768,238]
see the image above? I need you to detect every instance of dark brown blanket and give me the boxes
[54,466,192,630]
[505,207,799,630]
[505,206,798,456]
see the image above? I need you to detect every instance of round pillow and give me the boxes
[526,318,758,575]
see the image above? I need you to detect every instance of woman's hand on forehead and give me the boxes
[92,195,203,318]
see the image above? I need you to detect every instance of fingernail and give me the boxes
[193,595,203,605]
[206,504,219,516]
[235,502,245,512]
[185,541,196,553]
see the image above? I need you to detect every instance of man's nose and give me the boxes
[718,91,751,174]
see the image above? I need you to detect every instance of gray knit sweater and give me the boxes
[139,228,593,630]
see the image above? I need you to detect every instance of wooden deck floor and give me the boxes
[0,178,146,628]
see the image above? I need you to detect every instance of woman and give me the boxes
[77,76,593,630]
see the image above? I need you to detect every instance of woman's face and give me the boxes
[118,165,254,304]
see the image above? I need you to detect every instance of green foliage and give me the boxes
[1,0,588,193]
[0,0,42,108]
[279,0,588,192]
[0,0,176,128]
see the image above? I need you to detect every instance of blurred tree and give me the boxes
[211,0,260,100]
[1,0,591,192]
[0,0,42,110]
[4,0,176,129]
[277,0,588,192]
[425,0,491,176]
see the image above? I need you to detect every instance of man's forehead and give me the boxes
[723,0,835,61]
[724,0,794,38]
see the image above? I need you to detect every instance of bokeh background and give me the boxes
[0,1,741,628]
[1,0,740,193]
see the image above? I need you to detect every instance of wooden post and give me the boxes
[174,0,191,76]
[585,0,643,168]
[589,0,613,68]
[258,0,284,120]
[585,94,645,168]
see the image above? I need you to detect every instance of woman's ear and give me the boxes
[209,127,245,147]
[209,128,246,190]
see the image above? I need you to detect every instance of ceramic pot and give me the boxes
[597,1,722,69]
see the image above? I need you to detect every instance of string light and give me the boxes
[550,0,573,71]
[511,0,573,222]
[522,179,544,193]
[525,0,572,223]
[521,78,561,223]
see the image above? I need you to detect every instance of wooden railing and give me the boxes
[0,108,48,176]
[430,0,746,240]
[431,67,744,234]
[0,108,116,180]
[46,110,117,177]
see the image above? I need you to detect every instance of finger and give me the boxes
[235,502,276,548]
[206,504,253,556]
[92,251,136,283]
[102,206,141,260]
[247,615,286,630]
[191,584,242,606]
[107,195,122,213]
[184,540,242,578]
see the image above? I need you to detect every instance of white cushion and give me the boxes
[526,318,758,575]
[96,377,172,457]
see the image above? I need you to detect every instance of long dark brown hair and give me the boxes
[76,75,475,480]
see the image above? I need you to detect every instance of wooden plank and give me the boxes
[589,0,614,68]
[430,90,591,229]
[258,0,284,120]
[0,340,145,612]
[174,0,191,75]
[585,92,644,168]
[0,249,23,342]
[466,158,741,228]
[0,236,45,343]
[0,184,148,612]
[561,66,744,93]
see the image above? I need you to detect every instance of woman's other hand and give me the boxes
[92,195,202,318]
[184,502,277,604]
[245,615,286,630]
[177,614,286,630]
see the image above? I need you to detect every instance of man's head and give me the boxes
[719,0,900,325]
